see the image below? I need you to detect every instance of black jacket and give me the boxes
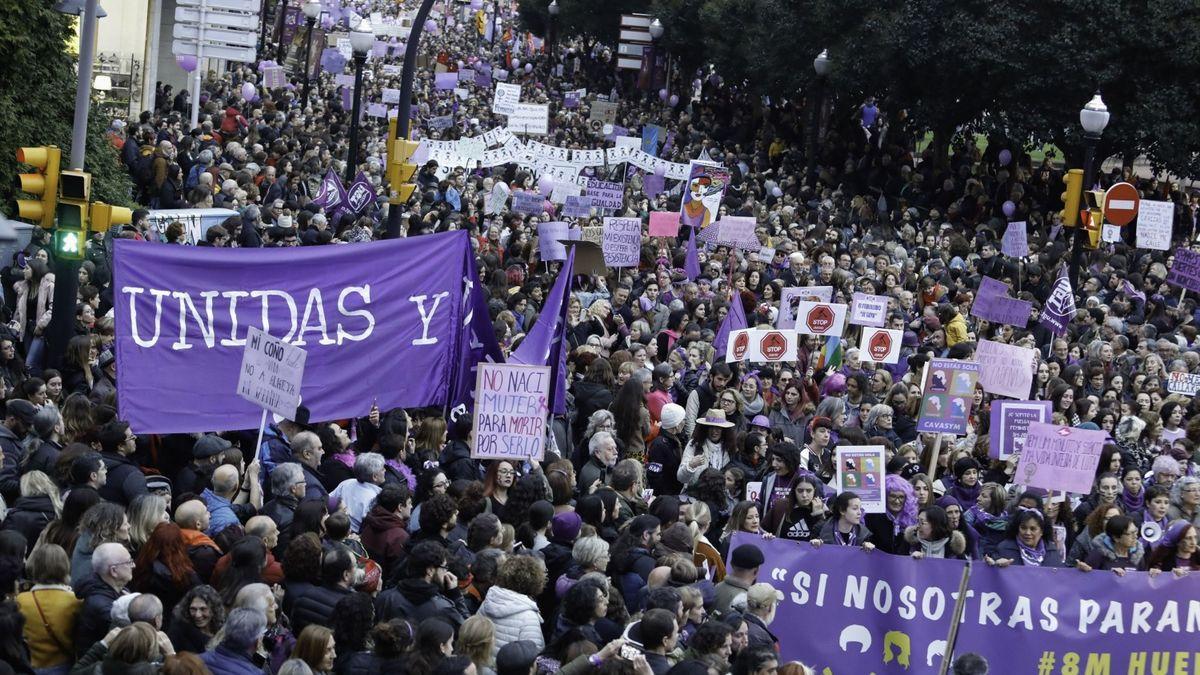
[646,432,685,496]
[865,513,911,556]
[374,578,470,629]
[300,463,329,503]
[288,583,353,633]
[438,441,478,483]
[0,423,25,504]
[23,439,62,480]
[260,493,299,533]
[98,452,148,506]
[571,381,613,445]
[1,494,56,554]
[74,574,123,656]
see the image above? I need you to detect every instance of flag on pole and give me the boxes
[684,226,701,280]
[449,255,505,421]
[1038,265,1076,336]
[312,168,348,213]
[509,249,575,415]
[713,291,747,361]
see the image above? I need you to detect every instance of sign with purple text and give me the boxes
[1001,221,1028,257]
[835,446,886,513]
[562,195,592,219]
[536,222,576,262]
[585,178,624,211]
[1166,247,1200,293]
[974,339,1036,399]
[471,363,550,461]
[114,233,478,434]
[601,217,641,267]
[511,189,544,216]
[850,293,889,327]
[1014,423,1106,494]
[989,400,1052,459]
[916,359,980,435]
[730,534,965,672]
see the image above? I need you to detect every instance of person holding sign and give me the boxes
[817,492,875,550]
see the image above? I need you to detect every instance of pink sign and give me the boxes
[1015,423,1105,494]
[648,211,681,237]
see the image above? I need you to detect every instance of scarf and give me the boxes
[920,536,950,558]
[834,525,858,547]
[1120,487,1144,513]
[1016,538,1046,566]
[743,395,765,416]
[968,505,1008,532]
[947,476,982,506]
[330,451,355,468]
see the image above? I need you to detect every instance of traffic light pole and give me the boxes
[1069,131,1100,289]
[70,0,100,171]
[385,0,437,240]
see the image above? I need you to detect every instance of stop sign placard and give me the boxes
[868,330,893,362]
[732,332,750,361]
[806,305,835,334]
[1104,182,1140,227]
[760,331,788,361]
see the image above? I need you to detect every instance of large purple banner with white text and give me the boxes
[114,232,476,433]
[741,534,1200,674]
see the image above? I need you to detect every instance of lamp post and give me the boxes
[385,0,438,239]
[344,20,372,183]
[300,0,320,109]
[547,0,558,64]
[1070,90,1110,287]
[807,49,830,188]
[274,0,292,63]
[646,17,663,95]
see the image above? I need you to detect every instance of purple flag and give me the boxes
[1038,265,1075,336]
[114,232,478,433]
[448,254,505,420]
[643,173,665,199]
[344,170,375,215]
[312,168,347,212]
[684,226,701,280]
[319,48,346,74]
[713,290,746,360]
[509,249,575,415]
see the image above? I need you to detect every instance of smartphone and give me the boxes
[620,644,642,661]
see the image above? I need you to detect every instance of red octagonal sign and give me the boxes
[760,331,788,361]
[806,305,835,334]
[732,332,750,360]
[868,330,893,362]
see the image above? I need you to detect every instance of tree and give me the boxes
[0,0,134,217]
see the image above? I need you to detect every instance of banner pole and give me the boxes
[253,408,269,468]
[926,432,943,479]
[938,560,974,675]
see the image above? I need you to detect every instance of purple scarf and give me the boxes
[947,475,982,506]
[1016,538,1047,566]
[388,459,417,492]
[1119,487,1144,513]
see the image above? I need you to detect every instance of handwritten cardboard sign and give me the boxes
[471,363,550,461]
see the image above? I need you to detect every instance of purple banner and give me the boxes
[916,358,980,435]
[434,72,457,90]
[989,400,1052,459]
[114,233,476,433]
[971,276,1031,327]
[1166,246,1200,293]
[562,195,592,219]
[733,533,964,671]
[956,563,1200,673]
[1038,266,1076,336]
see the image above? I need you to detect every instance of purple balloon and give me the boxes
[654,164,666,178]
[658,88,669,101]
[241,82,256,101]
[524,63,533,73]
[692,78,701,89]
[424,19,437,33]
[537,176,555,196]
[669,94,679,107]
[998,149,1012,166]
[1002,200,1016,218]
[176,54,198,72]
[511,58,521,69]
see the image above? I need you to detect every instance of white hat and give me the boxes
[660,404,686,431]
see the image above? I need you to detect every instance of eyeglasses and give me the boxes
[497,469,515,476]
[112,560,135,569]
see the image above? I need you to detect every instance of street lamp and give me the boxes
[344,19,373,183]
[300,0,321,109]
[1070,90,1110,286]
[648,17,663,39]
[385,0,438,239]
[548,0,559,62]
[807,49,830,187]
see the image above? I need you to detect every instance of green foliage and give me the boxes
[0,0,135,219]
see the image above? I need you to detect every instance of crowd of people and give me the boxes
[1,0,1199,673]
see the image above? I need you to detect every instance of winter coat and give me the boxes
[131,561,201,618]
[0,423,25,504]
[1083,534,1146,571]
[439,440,479,483]
[288,583,352,633]
[13,273,54,341]
[646,431,685,496]
[865,513,911,555]
[166,619,212,655]
[995,539,1066,567]
[73,574,124,656]
[16,584,80,667]
[572,381,614,445]
[745,612,779,652]
[97,451,148,507]
[200,645,267,675]
[768,408,808,449]
[477,586,545,656]
[360,506,409,583]
[373,578,469,629]
[2,494,57,554]
[260,493,298,533]
[764,499,826,542]
[22,439,62,479]
[818,520,873,547]
[903,526,968,559]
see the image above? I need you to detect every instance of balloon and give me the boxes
[537,176,555,197]
[709,73,720,86]
[998,149,1012,166]
[654,165,666,177]
[241,82,256,101]
[692,78,701,89]
[602,123,614,136]
[511,58,521,69]
[176,54,198,72]
[669,94,679,107]
[658,88,668,101]
[1002,200,1016,218]
[525,63,533,73]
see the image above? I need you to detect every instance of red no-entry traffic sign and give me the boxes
[1104,182,1140,226]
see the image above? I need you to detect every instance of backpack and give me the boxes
[133,149,155,187]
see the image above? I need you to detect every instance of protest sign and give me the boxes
[859,328,901,364]
[581,226,603,246]
[236,326,307,420]
[428,115,454,130]
[491,82,521,115]
[1166,371,1200,397]
[724,329,799,364]
[792,301,848,336]
[1014,423,1105,494]
[1102,222,1122,243]
[850,293,889,327]
[1167,247,1200,293]
[506,103,549,135]
[1136,199,1174,251]
[776,287,834,329]
[745,481,763,504]
[549,181,581,205]
[434,72,457,90]
[511,190,544,216]
[471,363,549,461]
[974,339,1036,399]
[381,87,400,104]
[115,232,481,434]
[696,215,759,250]
[562,195,592,218]
[537,222,575,262]
[457,68,474,82]
[601,217,641,267]
[648,211,681,237]
[735,534,966,671]
[971,276,1032,327]
[1001,221,1028,257]
[989,400,1052,459]
[679,161,730,230]
[588,100,618,125]
[916,359,980,435]
[835,446,886,513]
[586,178,624,210]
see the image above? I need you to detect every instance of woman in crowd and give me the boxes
[907,506,968,559]
[991,510,1064,568]
[167,585,225,654]
[819,492,874,550]
[131,522,202,619]
[1147,521,1200,573]
[764,474,827,542]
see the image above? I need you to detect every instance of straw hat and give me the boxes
[696,408,735,429]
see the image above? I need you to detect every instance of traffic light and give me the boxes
[1081,190,1105,249]
[388,137,420,205]
[14,146,61,229]
[1060,168,1083,228]
[90,202,132,234]
[54,170,91,261]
